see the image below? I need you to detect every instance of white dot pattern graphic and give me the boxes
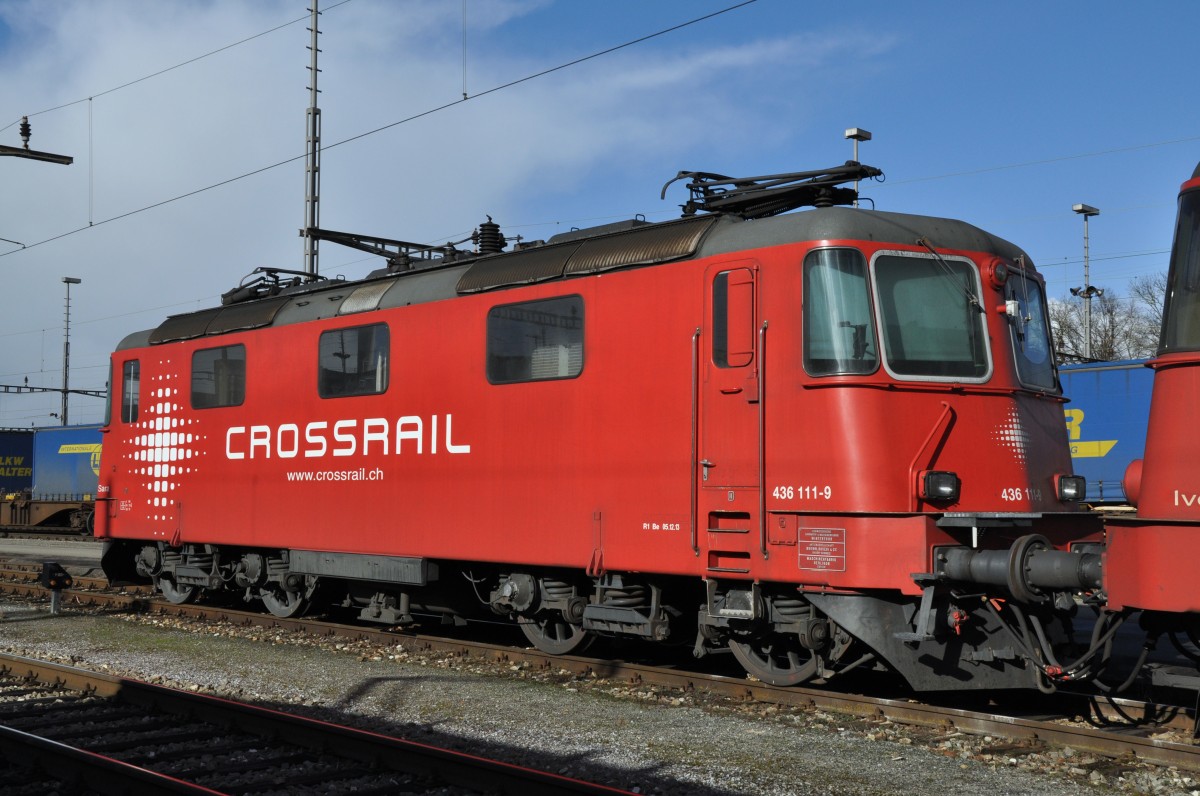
[992,407,1030,463]
[120,360,204,532]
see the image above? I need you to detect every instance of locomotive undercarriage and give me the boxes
[693,580,862,685]
[129,542,320,617]
[695,580,1113,691]
[491,571,686,655]
[104,536,1131,691]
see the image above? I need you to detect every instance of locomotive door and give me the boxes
[95,356,141,538]
[698,262,762,567]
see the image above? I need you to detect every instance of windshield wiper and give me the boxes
[915,237,982,312]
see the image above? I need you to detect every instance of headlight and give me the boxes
[1056,474,1087,502]
[986,259,1010,288]
[920,471,960,501]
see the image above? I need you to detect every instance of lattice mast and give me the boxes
[302,1,322,275]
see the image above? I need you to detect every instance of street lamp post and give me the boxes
[61,277,81,426]
[1070,204,1101,359]
[844,128,872,207]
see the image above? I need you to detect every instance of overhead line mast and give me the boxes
[0,116,73,165]
[303,1,322,275]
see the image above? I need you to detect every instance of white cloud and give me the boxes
[0,0,897,426]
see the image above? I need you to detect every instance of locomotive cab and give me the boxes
[696,207,1105,689]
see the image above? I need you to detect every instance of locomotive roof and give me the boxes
[119,207,1032,351]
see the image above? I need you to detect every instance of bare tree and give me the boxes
[1049,297,1087,361]
[1129,271,1168,330]
[1049,278,1164,362]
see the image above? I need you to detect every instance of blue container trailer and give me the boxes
[0,425,101,532]
[0,429,34,496]
[30,425,102,500]
[1059,360,1153,503]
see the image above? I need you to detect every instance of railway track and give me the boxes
[3,574,1199,775]
[0,527,97,540]
[0,650,631,795]
[0,564,144,593]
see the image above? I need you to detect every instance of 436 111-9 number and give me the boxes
[772,485,832,500]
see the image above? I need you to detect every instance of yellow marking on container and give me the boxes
[1064,409,1084,440]
[58,444,102,455]
[1069,440,1118,458]
[56,443,103,475]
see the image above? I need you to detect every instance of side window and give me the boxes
[487,295,584,384]
[192,344,246,409]
[1005,272,1056,390]
[121,360,140,423]
[713,269,755,368]
[319,323,389,398]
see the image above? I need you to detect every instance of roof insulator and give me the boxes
[477,215,505,255]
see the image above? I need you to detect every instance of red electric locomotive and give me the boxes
[96,164,1107,691]
[1108,163,1200,622]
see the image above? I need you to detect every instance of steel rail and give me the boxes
[0,566,145,592]
[0,651,634,795]
[0,723,223,795]
[3,579,1199,771]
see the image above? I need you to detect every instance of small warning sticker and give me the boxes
[798,527,846,572]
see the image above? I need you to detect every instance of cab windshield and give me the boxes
[1160,188,1200,353]
[873,253,990,381]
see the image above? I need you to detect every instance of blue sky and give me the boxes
[0,0,1196,427]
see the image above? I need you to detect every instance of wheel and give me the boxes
[519,614,593,655]
[155,576,196,605]
[260,583,310,618]
[729,633,819,686]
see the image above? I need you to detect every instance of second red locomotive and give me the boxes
[96,164,1108,691]
[1107,162,1200,621]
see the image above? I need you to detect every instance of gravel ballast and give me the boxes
[1,597,1197,796]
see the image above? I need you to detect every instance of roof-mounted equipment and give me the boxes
[304,218,509,273]
[475,216,506,255]
[661,161,883,219]
[221,267,326,306]
[305,227,453,272]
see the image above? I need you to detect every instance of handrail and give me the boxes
[758,320,769,560]
[690,327,701,555]
[907,401,955,511]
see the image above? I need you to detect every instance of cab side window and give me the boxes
[121,360,140,423]
[712,269,754,368]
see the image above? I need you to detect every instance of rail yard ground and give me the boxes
[0,584,1196,794]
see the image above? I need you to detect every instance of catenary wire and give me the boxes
[0,1,354,135]
[0,0,1186,274]
[0,1,758,260]
[0,0,1179,381]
